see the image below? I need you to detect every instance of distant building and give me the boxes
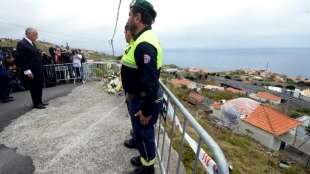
[225,87,246,95]
[253,76,263,80]
[221,98,260,128]
[296,116,310,139]
[286,116,310,155]
[293,89,302,98]
[186,67,208,74]
[204,85,225,91]
[244,69,257,75]
[267,86,282,93]
[240,105,300,150]
[163,68,179,73]
[170,79,197,89]
[253,92,282,105]
[187,92,205,105]
[302,88,310,97]
[273,75,285,83]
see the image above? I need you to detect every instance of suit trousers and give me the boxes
[0,76,10,100]
[28,73,44,106]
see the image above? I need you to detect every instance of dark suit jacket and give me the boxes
[16,38,43,75]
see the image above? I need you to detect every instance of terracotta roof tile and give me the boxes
[170,79,193,86]
[226,87,246,95]
[189,92,204,104]
[243,105,300,136]
[256,92,281,102]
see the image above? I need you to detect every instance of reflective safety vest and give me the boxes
[121,29,163,70]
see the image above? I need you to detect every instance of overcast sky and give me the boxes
[0,0,309,54]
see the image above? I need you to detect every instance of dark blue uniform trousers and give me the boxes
[127,96,163,164]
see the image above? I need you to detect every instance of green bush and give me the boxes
[282,166,304,174]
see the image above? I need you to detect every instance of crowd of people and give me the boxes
[0,44,87,104]
[0,47,24,103]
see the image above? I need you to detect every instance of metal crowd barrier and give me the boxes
[43,62,121,84]
[43,63,84,84]
[82,61,121,81]
[156,80,229,174]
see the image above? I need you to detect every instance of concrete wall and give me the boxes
[239,121,281,150]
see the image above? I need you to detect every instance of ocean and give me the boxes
[163,48,310,78]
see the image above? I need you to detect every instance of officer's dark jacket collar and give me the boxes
[133,26,152,41]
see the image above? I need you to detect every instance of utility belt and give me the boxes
[125,87,163,104]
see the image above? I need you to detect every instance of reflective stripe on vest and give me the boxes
[121,30,163,70]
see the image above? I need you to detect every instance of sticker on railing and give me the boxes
[166,101,219,174]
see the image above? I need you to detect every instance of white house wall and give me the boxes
[239,121,281,150]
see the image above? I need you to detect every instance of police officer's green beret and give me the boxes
[131,0,157,20]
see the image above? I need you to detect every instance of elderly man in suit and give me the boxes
[16,27,47,109]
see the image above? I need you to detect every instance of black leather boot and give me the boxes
[130,156,142,167]
[124,138,138,149]
[127,165,154,174]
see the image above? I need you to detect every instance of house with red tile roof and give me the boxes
[186,92,205,105]
[239,105,300,150]
[225,87,246,95]
[170,79,197,89]
[186,67,208,74]
[254,92,282,105]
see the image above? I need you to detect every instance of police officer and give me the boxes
[121,0,163,173]
[123,22,139,149]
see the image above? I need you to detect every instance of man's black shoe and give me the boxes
[124,138,137,149]
[40,102,49,106]
[130,156,142,167]
[127,165,154,174]
[33,104,46,109]
[1,98,13,103]
[130,129,134,137]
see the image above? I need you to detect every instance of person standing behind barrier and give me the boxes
[16,27,48,109]
[54,47,62,64]
[72,49,82,80]
[0,49,13,103]
[121,1,163,173]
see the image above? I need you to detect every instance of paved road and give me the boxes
[209,76,310,108]
[0,84,76,174]
[0,83,139,174]
[0,83,184,174]
[0,84,77,132]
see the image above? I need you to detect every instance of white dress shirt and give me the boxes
[24,37,33,75]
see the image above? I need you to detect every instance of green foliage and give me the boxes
[296,108,310,115]
[286,85,296,90]
[0,38,115,60]
[289,111,303,118]
[281,166,305,174]
[290,108,310,118]
[202,90,242,101]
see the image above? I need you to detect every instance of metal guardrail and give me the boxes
[156,80,229,174]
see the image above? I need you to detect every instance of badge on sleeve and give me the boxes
[143,54,151,64]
